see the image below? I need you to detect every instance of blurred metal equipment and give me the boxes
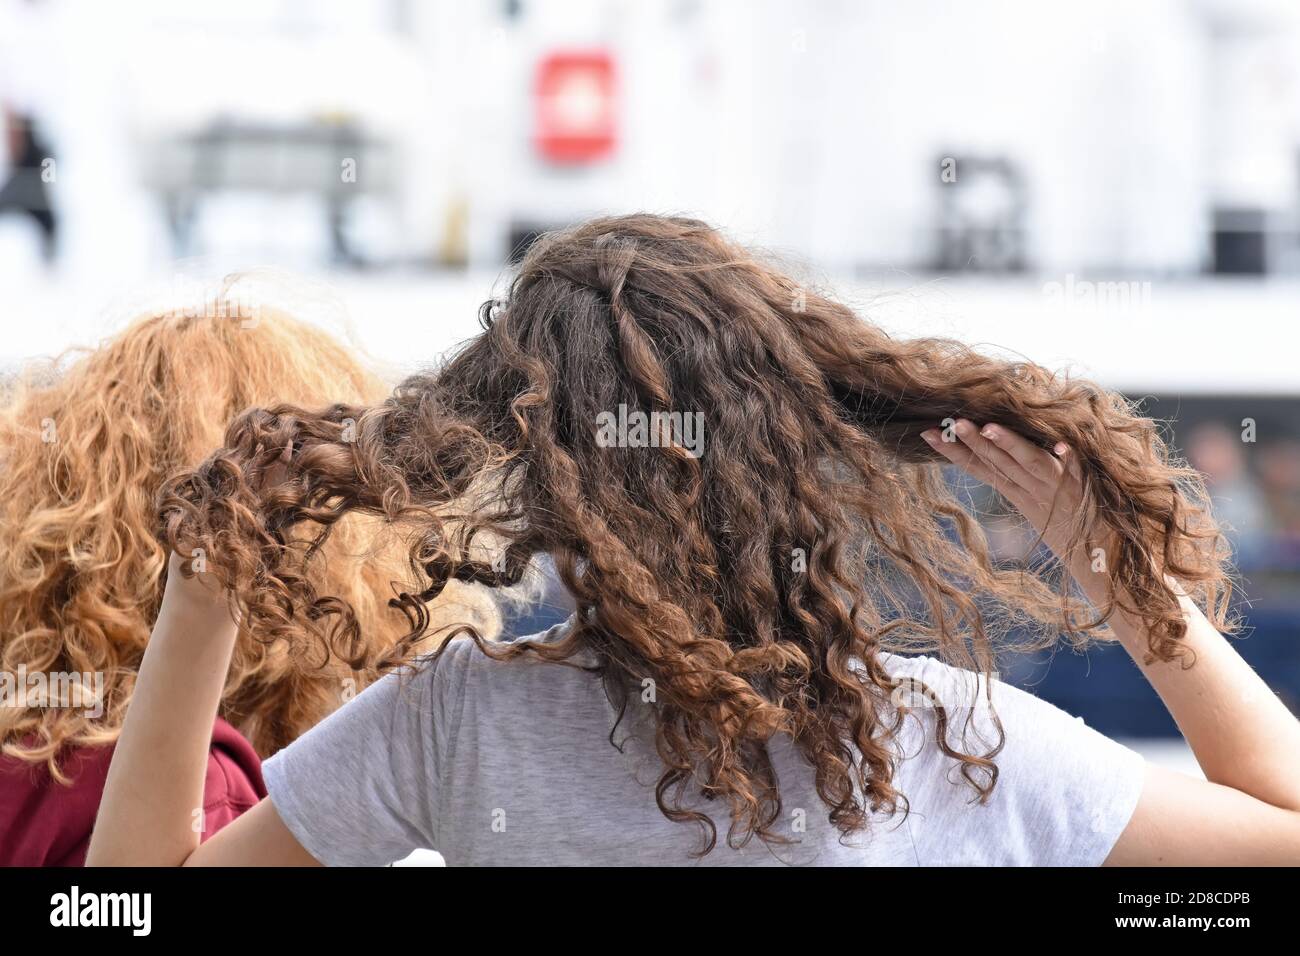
[148,119,396,265]
[933,154,1029,272]
[1212,207,1268,274]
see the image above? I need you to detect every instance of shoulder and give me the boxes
[876,651,1146,866]
[420,617,614,742]
[318,617,585,740]
[874,649,1139,791]
[425,616,583,685]
[878,650,1094,739]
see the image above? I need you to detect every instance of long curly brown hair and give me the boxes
[0,300,498,779]
[160,215,1232,853]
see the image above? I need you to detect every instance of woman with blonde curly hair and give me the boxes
[91,215,1299,866]
[0,297,496,865]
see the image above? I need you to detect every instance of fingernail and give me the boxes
[921,430,937,444]
[981,425,997,440]
[1053,442,1068,455]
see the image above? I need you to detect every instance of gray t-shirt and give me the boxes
[263,620,1145,866]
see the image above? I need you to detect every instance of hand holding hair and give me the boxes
[921,419,1110,603]
[922,419,1300,861]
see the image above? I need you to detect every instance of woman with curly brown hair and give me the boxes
[0,297,496,865]
[90,215,1300,866]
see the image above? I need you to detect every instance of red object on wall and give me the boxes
[534,51,617,164]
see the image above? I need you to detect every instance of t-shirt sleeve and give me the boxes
[887,654,1147,866]
[261,654,452,866]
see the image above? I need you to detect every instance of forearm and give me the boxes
[86,573,239,866]
[928,421,1300,858]
[1102,583,1300,812]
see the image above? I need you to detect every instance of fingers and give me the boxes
[1053,442,1083,482]
[954,420,1043,493]
[979,422,1065,486]
[921,419,1078,502]
[922,420,1035,501]
[921,425,1015,497]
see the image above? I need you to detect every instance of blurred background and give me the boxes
[2,0,1299,776]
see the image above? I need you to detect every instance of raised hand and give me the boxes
[920,419,1095,583]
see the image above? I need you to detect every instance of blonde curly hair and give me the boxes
[0,298,498,780]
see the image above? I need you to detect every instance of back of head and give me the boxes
[0,301,496,775]
[164,214,1230,854]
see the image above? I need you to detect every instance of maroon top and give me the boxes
[0,717,266,866]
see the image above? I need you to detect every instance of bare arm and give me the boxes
[86,552,320,867]
[923,419,1300,865]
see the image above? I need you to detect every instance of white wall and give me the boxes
[6,0,1300,280]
